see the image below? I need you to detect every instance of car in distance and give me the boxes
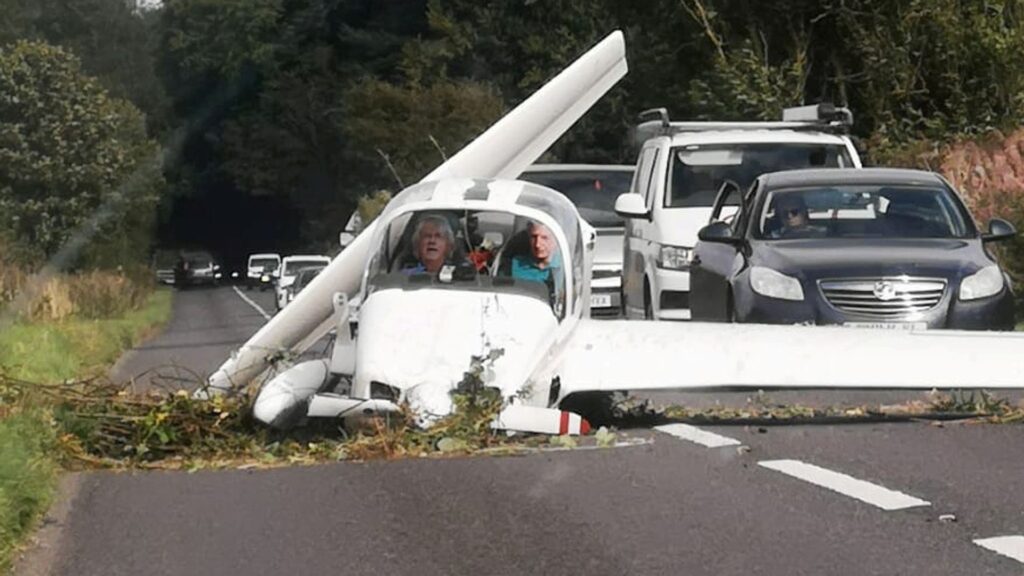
[275,255,332,311]
[173,250,221,288]
[246,253,281,290]
[689,168,1016,330]
[284,264,327,306]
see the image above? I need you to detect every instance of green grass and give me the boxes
[0,288,172,383]
[0,411,58,573]
[0,287,171,570]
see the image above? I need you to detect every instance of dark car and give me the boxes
[173,250,221,288]
[690,168,1017,330]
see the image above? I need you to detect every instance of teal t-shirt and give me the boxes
[511,253,563,285]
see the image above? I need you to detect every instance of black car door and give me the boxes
[692,181,747,320]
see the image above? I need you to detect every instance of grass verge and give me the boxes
[0,288,171,383]
[0,287,171,571]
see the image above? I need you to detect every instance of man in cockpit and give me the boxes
[511,221,565,310]
[403,215,456,275]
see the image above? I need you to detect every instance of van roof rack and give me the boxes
[635,104,853,143]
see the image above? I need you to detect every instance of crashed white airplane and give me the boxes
[209,30,1024,435]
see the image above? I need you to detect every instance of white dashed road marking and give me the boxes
[974,536,1024,565]
[758,459,931,511]
[232,286,272,320]
[654,423,741,448]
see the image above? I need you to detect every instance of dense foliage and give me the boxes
[0,41,163,267]
[3,0,1024,264]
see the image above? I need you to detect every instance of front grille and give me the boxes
[591,268,621,280]
[819,277,946,319]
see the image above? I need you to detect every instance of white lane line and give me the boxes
[974,536,1024,565]
[654,423,741,448]
[232,286,272,320]
[758,459,930,511]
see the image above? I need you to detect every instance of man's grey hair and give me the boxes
[412,215,455,257]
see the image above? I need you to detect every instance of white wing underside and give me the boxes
[558,320,1024,395]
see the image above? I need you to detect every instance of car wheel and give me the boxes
[643,279,654,321]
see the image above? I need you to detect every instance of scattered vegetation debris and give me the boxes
[626,390,1024,426]
[0,347,633,470]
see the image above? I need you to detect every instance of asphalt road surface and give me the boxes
[110,284,278,391]
[17,286,1024,575]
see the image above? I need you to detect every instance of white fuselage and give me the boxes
[353,288,564,421]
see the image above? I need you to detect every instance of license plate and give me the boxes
[843,322,927,331]
[590,293,613,308]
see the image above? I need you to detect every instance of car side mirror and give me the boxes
[697,221,742,245]
[982,218,1016,243]
[614,193,649,220]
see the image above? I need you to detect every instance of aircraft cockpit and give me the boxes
[362,180,590,320]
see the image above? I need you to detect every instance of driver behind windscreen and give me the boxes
[402,215,455,275]
[770,194,811,238]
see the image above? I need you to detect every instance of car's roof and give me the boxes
[249,253,280,259]
[759,168,947,189]
[667,130,850,147]
[283,254,330,261]
[521,164,635,173]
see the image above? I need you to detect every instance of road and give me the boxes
[18,286,1024,575]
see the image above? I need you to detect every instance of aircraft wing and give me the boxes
[556,320,1024,396]
[208,31,628,392]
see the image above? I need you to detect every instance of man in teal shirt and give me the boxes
[511,221,564,313]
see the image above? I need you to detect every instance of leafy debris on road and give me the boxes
[623,390,1024,426]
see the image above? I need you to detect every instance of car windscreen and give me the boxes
[185,253,213,267]
[294,267,325,288]
[284,259,327,274]
[666,143,852,208]
[519,170,633,227]
[756,184,973,239]
[251,258,278,269]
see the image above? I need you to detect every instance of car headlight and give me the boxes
[657,245,693,270]
[960,265,1004,301]
[261,274,270,282]
[749,266,804,301]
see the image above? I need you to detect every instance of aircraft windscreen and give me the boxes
[366,209,572,317]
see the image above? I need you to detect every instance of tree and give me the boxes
[0,40,163,266]
[0,0,170,135]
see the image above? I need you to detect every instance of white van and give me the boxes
[615,104,862,320]
[246,253,281,290]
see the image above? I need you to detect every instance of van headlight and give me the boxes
[749,266,804,301]
[657,245,693,270]
[960,266,1003,301]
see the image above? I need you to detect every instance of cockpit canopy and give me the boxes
[363,179,589,319]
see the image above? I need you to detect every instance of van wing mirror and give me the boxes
[614,193,649,220]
